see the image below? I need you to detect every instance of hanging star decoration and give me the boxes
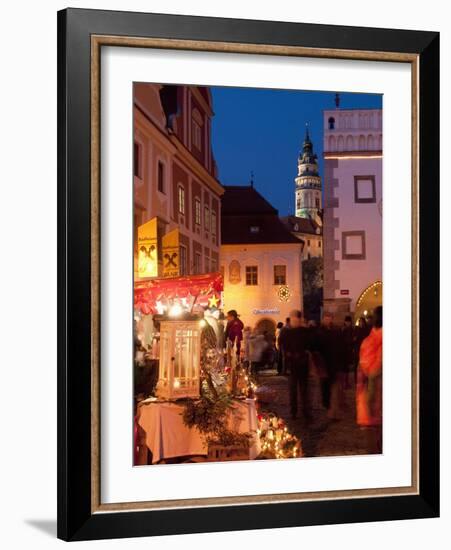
[208,294,220,308]
[277,285,291,302]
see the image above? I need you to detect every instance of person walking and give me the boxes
[279,310,312,422]
[314,313,346,419]
[242,326,252,368]
[356,306,383,452]
[342,315,356,389]
[248,329,268,375]
[224,309,244,356]
[275,321,284,375]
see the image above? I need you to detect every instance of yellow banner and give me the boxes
[162,229,179,278]
[137,218,158,278]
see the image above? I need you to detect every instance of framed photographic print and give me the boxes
[57,8,439,541]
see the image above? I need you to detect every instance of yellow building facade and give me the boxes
[220,185,304,333]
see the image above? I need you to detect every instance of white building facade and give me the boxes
[323,108,383,321]
[294,127,322,223]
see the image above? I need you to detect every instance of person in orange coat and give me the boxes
[356,306,383,437]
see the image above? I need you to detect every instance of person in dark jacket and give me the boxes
[314,313,346,417]
[342,315,356,388]
[279,310,312,421]
[224,309,244,356]
[275,321,284,375]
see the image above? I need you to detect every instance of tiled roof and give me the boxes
[221,185,278,216]
[280,215,322,236]
[221,186,302,245]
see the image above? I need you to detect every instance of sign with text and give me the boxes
[137,218,158,278]
[162,229,179,278]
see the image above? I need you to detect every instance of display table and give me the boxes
[137,398,261,464]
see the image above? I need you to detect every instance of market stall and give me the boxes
[133,271,302,464]
[136,398,260,464]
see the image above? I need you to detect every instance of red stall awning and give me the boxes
[134,272,223,315]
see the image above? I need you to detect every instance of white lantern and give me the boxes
[156,320,201,400]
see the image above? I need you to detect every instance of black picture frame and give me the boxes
[57,8,439,541]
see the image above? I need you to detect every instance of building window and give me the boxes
[204,206,210,231]
[157,161,165,193]
[192,119,202,150]
[307,239,311,246]
[274,265,286,285]
[296,197,301,210]
[354,175,376,203]
[315,197,320,209]
[180,245,187,275]
[195,198,201,225]
[342,231,366,260]
[134,142,141,178]
[194,252,202,274]
[178,185,185,215]
[205,256,210,273]
[211,257,218,272]
[245,266,258,286]
[319,240,322,248]
[328,117,335,130]
[211,211,217,236]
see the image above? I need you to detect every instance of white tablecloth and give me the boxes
[138,398,260,463]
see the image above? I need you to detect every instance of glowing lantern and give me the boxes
[155,320,201,400]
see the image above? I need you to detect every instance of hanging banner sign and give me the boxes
[137,217,158,278]
[162,229,180,278]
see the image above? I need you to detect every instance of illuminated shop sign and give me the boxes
[252,308,280,315]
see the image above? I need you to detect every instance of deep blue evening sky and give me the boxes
[211,87,382,216]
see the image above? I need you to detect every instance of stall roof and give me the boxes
[134,272,223,315]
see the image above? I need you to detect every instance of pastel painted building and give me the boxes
[220,185,304,332]
[133,83,223,279]
[323,107,383,321]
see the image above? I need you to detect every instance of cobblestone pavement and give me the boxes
[256,369,380,458]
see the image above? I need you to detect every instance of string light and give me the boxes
[257,412,302,459]
[168,303,183,317]
[356,281,382,307]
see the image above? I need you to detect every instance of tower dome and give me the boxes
[294,125,322,222]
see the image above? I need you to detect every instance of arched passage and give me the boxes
[354,281,383,322]
[256,318,276,335]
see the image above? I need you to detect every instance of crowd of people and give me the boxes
[224,306,383,451]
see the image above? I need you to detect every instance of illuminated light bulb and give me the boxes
[155,301,166,315]
[169,303,183,317]
[173,378,180,389]
[199,319,207,328]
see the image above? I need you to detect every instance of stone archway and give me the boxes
[354,281,383,322]
[256,318,276,336]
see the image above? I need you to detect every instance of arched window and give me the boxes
[359,135,366,150]
[328,135,336,151]
[367,135,374,150]
[346,135,354,150]
[338,135,344,152]
[328,116,335,129]
[378,134,383,150]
